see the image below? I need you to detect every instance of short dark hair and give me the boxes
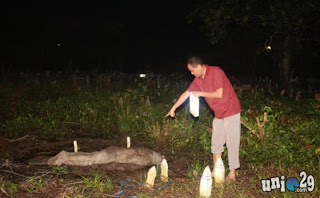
[187,56,203,67]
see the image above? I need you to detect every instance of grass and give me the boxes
[0,181,18,197]
[80,172,114,193]
[25,177,44,194]
[187,157,209,179]
[0,71,319,197]
[51,165,69,175]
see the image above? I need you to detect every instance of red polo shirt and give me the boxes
[187,65,241,119]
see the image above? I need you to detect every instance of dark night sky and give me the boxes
[1,1,319,77]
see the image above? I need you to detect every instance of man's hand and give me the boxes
[165,91,191,118]
[165,108,175,118]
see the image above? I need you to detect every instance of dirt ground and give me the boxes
[0,135,317,198]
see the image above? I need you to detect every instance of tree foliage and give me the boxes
[188,0,319,45]
[187,0,320,81]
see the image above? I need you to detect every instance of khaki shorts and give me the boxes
[211,113,241,170]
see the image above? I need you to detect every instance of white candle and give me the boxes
[144,166,156,188]
[161,159,168,182]
[73,140,78,152]
[214,157,225,184]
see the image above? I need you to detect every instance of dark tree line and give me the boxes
[187,0,320,84]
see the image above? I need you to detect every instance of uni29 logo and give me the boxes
[261,171,315,193]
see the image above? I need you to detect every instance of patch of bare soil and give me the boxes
[0,135,192,197]
[0,136,319,197]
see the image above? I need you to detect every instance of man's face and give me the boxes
[187,64,202,77]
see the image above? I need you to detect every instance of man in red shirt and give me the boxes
[165,56,242,182]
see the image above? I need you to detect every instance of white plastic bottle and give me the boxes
[214,157,225,184]
[200,165,212,197]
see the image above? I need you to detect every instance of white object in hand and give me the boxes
[190,92,199,117]
[127,137,131,148]
[161,159,168,182]
[214,157,225,184]
[73,140,78,153]
[199,165,212,197]
[144,166,156,188]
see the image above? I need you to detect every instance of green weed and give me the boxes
[80,172,113,193]
[187,157,210,178]
[51,166,69,174]
[25,177,43,194]
[1,181,18,197]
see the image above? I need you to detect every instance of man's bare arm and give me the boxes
[165,91,191,117]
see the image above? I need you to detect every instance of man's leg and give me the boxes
[225,113,241,182]
[211,117,226,177]
[213,153,222,173]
